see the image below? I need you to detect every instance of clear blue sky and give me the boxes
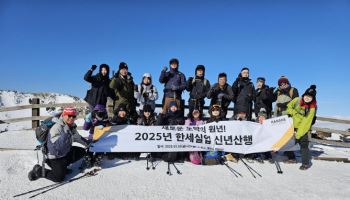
[1,0,349,117]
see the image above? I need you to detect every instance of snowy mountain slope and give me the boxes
[0,90,86,132]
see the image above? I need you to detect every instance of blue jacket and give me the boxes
[47,118,88,159]
[159,68,186,99]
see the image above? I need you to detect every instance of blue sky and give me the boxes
[1,0,349,116]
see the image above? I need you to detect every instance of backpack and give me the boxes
[189,151,202,165]
[202,151,225,165]
[35,117,56,145]
[192,78,209,87]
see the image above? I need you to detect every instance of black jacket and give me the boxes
[232,77,255,116]
[156,111,184,126]
[254,85,274,117]
[84,67,114,106]
[186,76,211,100]
[207,83,234,109]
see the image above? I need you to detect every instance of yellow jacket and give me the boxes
[287,97,316,139]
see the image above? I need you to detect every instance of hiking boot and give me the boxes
[299,164,311,170]
[283,159,297,164]
[28,164,43,181]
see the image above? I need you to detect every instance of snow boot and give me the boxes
[28,164,43,181]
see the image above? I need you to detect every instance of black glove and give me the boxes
[162,66,168,72]
[188,77,194,83]
[277,103,287,109]
[134,85,138,91]
[91,65,97,71]
[143,92,148,98]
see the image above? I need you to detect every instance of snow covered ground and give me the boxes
[0,129,349,200]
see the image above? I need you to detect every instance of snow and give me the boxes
[1,90,350,199]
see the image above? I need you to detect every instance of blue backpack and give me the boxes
[202,151,225,165]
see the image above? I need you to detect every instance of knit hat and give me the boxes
[257,77,266,83]
[93,104,107,113]
[195,65,205,73]
[278,76,290,86]
[114,104,127,115]
[119,62,128,70]
[169,58,179,66]
[143,104,153,113]
[169,101,178,108]
[241,67,249,72]
[218,72,227,78]
[62,107,77,116]
[303,85,317,99]
[258,108,267,118]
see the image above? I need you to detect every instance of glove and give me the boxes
[188,77,194,83]
[217,93,225,99]
[134,85,138,91]
[143,92,149,98]
[162,66,168,72]
[91,65,97,71]
[277,103,287,109]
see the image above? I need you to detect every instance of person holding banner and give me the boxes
[207,73,234,119]
[287,85,317,170]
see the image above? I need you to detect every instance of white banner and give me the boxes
[90,116,294,154]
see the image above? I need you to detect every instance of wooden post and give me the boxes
[31,98,40,128]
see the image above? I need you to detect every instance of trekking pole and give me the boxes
[13,168,100,198]
[28,169,100,199]
[223,162,242,178]
[275,161,283,174]
[166,163,172,176]
[172,163,182,175]
[240,158,262,178]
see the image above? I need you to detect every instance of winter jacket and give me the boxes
[159,68,186,99]
[110,72,136,112]
[207,83,234,109]
[137,115,157,126]
[273,86,299,117]
[185,118,205,126]
[232,77,255,118]
[83,113,111,140]
[287,97,317,139]
[134,84,158,111]
[84,67,114,106]
[156,111,185,126]
[47,118,88,159]
[254,85,274,118]
[186,76,211,101]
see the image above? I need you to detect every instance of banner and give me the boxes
[90,116,294,154]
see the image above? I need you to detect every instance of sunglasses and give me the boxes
[67,115,77,119]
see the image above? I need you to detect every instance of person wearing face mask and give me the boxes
[110,62,138,123]
[84,64,115,112]
[287,85,317,170]
[134,73,158,113]
[273,76,299,117]
[232,67,255,121]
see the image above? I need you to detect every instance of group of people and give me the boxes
[28,58,318,183]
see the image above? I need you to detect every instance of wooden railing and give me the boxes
[1,99,349,148]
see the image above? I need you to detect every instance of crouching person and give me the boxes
[287,85,317,170]
[28,107,89,182]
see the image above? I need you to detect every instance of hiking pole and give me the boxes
[223,162,242,178]
[166,163,172,176]
[28,169,100,199]
[240,158,262,178]
[13,168,100,198]
[172,163,182,175]
[275,161,283,174]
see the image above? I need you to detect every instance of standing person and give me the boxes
[273,76,299,163]
[254,77,274,119]
[232,67,255,121]
[110,62,138,122]
[84,64,114,111]
[186,65,211,117]
[207,73,234,119]
[287,85,317,170]
[159,58,186,114]
[273,76,299,117]
[134,73,158,113]
[28,107,89,182]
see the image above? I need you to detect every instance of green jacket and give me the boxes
[109,73,135,109]
[287,97,316,139]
